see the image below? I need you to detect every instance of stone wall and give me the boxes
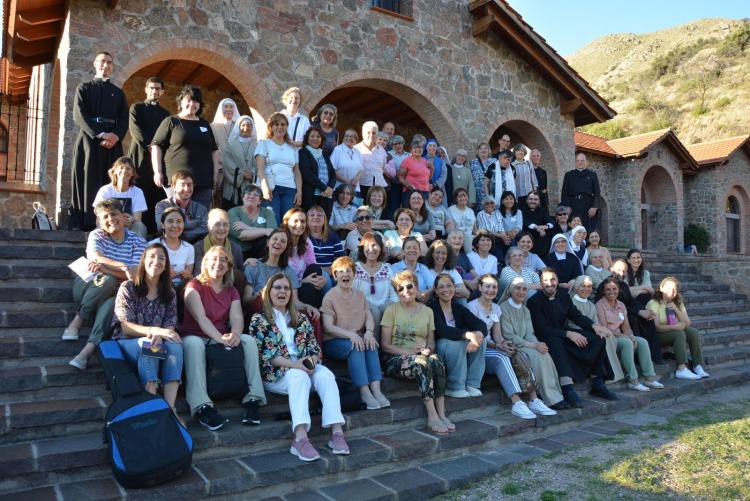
[587,143,686,252]
[690,255,750,297]
[684,149,750,256]
[47,0,576,224]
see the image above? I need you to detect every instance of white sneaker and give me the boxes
[68,355,87,371]
[527,398,557,416]
[693,365,710,378]
[643,380,664,389]
[675,367,700,380]
[445,389,471,398]
[511,401,536,420]
[628,382,650,392]
[61,328,79,341]
[465,386,483,397]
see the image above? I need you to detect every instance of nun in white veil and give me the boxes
[211,98,241,152]
[221,115,257,209]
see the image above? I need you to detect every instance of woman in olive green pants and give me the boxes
[646,277,709,380]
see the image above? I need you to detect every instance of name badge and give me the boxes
[256,217,266,224]
[200,127,208,132]
[618,312,625,321]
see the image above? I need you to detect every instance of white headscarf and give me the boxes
[228,115,257,143]
[548,233,569,257]
[568,226,589,266]
[212,98,240,125]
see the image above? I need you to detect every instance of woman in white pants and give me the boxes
[249,273,349,462]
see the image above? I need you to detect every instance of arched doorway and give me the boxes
[488,119,559,203]
[307,74,461,152]
[114,40,276,146]
[311,87,435,144]
[724,185,750,255]
[640,165,678,251]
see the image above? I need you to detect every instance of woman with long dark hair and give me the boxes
[112,243,182,413]
[299,126,336,216]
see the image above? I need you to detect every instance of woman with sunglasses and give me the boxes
[353,232,399,337]
[381,270,452,435]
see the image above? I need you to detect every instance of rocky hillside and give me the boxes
[567,18,750,143]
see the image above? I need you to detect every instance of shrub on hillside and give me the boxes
[649,39,710,78]
[719,21,750,57]
[684,224,710,254]
[581,121,629,139]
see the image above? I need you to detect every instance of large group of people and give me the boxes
[65,52,710,462]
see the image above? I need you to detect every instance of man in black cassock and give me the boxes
[560,153,600,231]
[71,51,129,230]
[128,77,170,233]
[523,191,553,256]
[530,149,549,211]
[528,268,617,408]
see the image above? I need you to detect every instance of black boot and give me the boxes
[590,378,618,400]
[561,384,583,408]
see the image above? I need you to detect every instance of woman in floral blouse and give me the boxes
[250,273,348,462]
[111,243,182,412]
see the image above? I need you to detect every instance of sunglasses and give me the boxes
[356,215,373,222]
[397,283,415,293]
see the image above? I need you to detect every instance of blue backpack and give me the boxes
[99,341,193,488]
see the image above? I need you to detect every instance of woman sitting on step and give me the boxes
[251,273,349,462]
[111,243,183,414]
[647,276,710,380]
[321,256,390,410]
[64,199,147,371]
[181,246,266,431]
[380,270,453,435]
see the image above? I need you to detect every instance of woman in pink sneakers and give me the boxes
[250,273,349,461]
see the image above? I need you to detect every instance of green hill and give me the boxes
[567,18,750,143]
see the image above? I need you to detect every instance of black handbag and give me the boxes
[205,343,248,400]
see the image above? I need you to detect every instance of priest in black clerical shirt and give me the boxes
[528,267,617,408]
[560,152,601,232]
[70,51,129,230]
[128,77,170,233]
[523,191,553,256]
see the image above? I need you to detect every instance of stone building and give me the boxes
[1,0,748,258]
[0,0,614,227]
[574,130,750,257]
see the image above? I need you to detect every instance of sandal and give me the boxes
[427,419,450,435]
[440,417,456,432]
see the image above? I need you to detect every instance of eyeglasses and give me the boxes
[356,215,373,222]
[271,285,291,291]
[556,212,567,216]
[397,283,415,293]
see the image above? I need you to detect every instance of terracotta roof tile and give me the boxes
[606,129,671,157]
[574,131,617,156]
[686,135,750,165]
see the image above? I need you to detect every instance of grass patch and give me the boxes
[539,490,567,500]
[501,482,525,495]
[603,403,750,499]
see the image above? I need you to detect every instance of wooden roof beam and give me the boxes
[207,74,228,91]
[560,97,581,114]
[17,5,66,25]
[16,22,59,42]
[13,38,57,58]
[182,63,206,85]
[156,60,179,80]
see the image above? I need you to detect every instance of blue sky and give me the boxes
[508,0,749,56]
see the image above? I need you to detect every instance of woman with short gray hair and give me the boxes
[355,121,388,201]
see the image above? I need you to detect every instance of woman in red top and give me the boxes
[398,140,433,205]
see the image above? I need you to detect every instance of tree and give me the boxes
[680,58,724,116]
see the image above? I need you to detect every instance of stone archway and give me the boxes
[723,185,750,255]
[306,71,462,152]
[488,117,560,204]
[114,39,276,120]
[640,165,678,251]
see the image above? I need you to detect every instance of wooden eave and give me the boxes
[468,0,616,127]
[2,0,67,96]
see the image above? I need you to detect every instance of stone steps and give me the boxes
[1,364,748,500]
[0,344,741,447]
